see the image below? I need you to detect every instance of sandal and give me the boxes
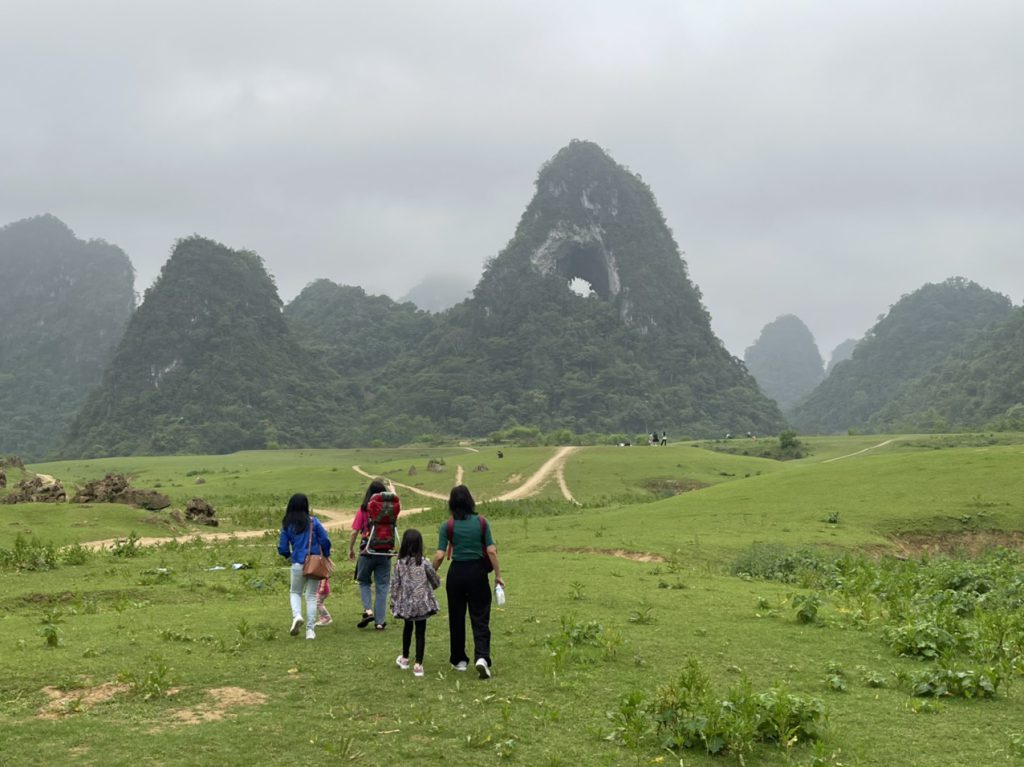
[357,611,374,629]
[375,623,387,631]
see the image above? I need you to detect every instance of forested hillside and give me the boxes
[0,215,135,460]
[61,237,353,457]
[790,277,1013,434]
[352,140,785,439]
[870,306,1024,432]
[285,279,437,375]
[743,314,824,411]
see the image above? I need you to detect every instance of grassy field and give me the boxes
[2,435,1023,766]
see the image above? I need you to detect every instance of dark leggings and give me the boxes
[445,559,491,666]
[402,619,427,663]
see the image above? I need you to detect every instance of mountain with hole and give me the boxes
[361,140,785,439]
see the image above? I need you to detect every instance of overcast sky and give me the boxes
[2,1,1021,358]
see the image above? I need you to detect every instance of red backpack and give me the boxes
[445,515,493,573]
[362,492,399,553]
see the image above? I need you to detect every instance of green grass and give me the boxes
[2,435,1023,766]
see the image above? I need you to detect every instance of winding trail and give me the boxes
[78,506,429,552]
[823,439,894,463]
[493,446,579,502]
[70,446,583,551]
[351,465,449,500]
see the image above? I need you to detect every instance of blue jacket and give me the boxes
[278,517,331,564]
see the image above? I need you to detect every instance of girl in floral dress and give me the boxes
[390,529,440,677]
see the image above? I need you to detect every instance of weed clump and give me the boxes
[608,657,827,761]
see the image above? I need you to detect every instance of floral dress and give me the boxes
[390,557,441,620]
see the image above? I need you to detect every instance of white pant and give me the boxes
[289,563,317,628]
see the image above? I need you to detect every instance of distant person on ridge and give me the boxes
[349,479,400,630]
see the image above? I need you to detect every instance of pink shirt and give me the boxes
[352,508,367,534]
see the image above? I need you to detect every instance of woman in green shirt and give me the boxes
[432,484,504,679]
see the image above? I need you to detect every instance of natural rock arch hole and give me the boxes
[555,241,614,300]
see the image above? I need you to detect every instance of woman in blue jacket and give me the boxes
[278,493,331,640]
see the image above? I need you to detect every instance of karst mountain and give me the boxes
[789,277,1013,434]
[316,140,786,439]
[61,237,351,456]
[0,215,135,460]
[743,315,825,412]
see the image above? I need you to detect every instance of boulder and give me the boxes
[473,464,489,472]
[408,465,418,476]
[3,475,66,503]
[0,467,6,489]
[185,498,218,526]
[70,473,170,510]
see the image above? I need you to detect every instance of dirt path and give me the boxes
[823,439,894,463]
[351,465,449,500]
[78,506,429,552]
[77,446,581,551]
[493,446,579,501]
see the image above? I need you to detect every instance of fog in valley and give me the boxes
[2,1,1022,356]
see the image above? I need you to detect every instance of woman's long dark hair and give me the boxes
[282,493,310,533]
[448,484,476,521]
[398,528,424,565]
[360,479,387,512]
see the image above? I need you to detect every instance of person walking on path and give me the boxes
[391,529,441,678]
[277,493,331,640]
[431,484,504,679]
[349,479,401,630]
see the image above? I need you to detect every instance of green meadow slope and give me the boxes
[2,437,1022,766]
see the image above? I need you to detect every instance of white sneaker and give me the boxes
[451,661,468,672]
[475,659,491,679]
[289,615,304,636]
[396,655,410,670]
[413,663,424,678]
[305,628,316,640]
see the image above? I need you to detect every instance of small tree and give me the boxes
[779,430,801,450]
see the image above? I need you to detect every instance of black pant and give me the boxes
[446,559,491,666]
[402,619,427,663]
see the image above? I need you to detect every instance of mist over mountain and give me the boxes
[826,338,859,375]
[0,215,135,459]
[870,306,1024,432]
[789,277,1014,434]
[62,237,351,457]
[398,273,474,313]
[743,314,824,412]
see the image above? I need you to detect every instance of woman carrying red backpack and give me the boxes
[348,479,400,630]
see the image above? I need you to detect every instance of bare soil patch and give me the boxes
[889,530,1024,558]
[37,682,130,719]
[562,547,666,563]
[167,686,268,725]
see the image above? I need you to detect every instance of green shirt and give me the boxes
[438,516,495,561]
